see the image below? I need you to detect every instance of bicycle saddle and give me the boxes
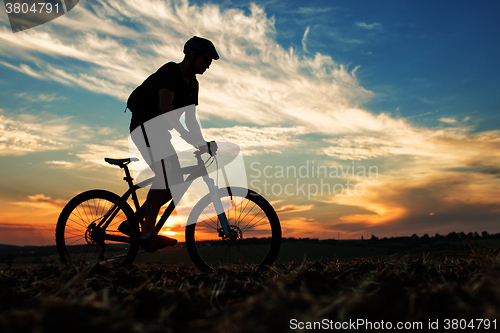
[104,157,139,166]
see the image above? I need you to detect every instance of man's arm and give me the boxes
[159,88,205,147]
[159,88,187,135]
[184,105,206,146]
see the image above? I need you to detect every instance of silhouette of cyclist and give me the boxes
[123,36,219,252]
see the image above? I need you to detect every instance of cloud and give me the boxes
[0,223,54,246]
[0,0,372,129]
[0,109,122,160]
[440,117,457,124]
[355,21,382,30]
[0,111,71,155]
[14,92,66,102]
[45,160,75,167]
[1,0,500,239]
[295,7,334,15]
[312,124,500,236]
[0,61,44,79]
[275,204,314,214]
[350,174,500,237]
[11,194,67,213]
[302,26,310,53]
[75,139,130,168]
[203,126,307,154]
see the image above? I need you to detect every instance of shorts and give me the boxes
[130,115,182,189]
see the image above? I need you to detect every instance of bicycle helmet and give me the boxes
[183,36,219,60]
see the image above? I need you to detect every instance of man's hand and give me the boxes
[207,141,218,156]
[197,141,217,156]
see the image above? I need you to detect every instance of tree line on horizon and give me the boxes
[282,230,500,244]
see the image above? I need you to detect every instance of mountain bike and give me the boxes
[55,142,281,271]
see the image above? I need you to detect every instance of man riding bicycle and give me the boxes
[123,36,219,252]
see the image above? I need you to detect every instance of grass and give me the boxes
[275,243,389,262]
[3,238,497,267]
[127,239,499,266]
[1,247,500,332]
[132,243,389,266]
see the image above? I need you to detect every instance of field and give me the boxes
[129,243,392,266]
[1,245,500,332]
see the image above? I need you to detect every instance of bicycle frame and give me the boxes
[97,151,232,244]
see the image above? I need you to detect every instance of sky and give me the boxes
[1,0,500,246]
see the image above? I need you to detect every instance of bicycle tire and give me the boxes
[185,187,281,271]
[55,189,140,266]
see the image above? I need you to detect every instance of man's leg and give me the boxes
[129,124,178,249]
[138,176,178,250]
[141,159,171,234]
[141,188,172,236]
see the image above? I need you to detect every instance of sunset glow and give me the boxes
[1,0,500,246]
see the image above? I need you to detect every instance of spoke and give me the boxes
[236,201,259,228]
[200,207,219,230]
[64,230,86,238]
[64,234,85,240]
[190,192,278,269]
[65,223,86,233]
[81,200,94,226]
[65,235,88,246]
[200,243,223,263]
[75,244,92,264]
[107,215,126,229]
[67,214,92,230]
[95,198,105,221]
[58,193,138,267]
[241,214,269,232]
[70,244,92,258]
[245,244,268,258]
[237,198,251,223]
[235,245,252,263]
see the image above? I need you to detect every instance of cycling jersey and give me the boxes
[129,62,199,132]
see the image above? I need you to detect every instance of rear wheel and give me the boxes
[56,190,139,266]
[185,187,281,271]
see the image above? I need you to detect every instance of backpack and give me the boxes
[126,85,146,113]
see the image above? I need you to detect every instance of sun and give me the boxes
[159,228,177,237]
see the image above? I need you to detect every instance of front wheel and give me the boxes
[185,187,281,271]
[55,189,140,266]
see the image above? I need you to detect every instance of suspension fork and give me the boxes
[202,174,231,237]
